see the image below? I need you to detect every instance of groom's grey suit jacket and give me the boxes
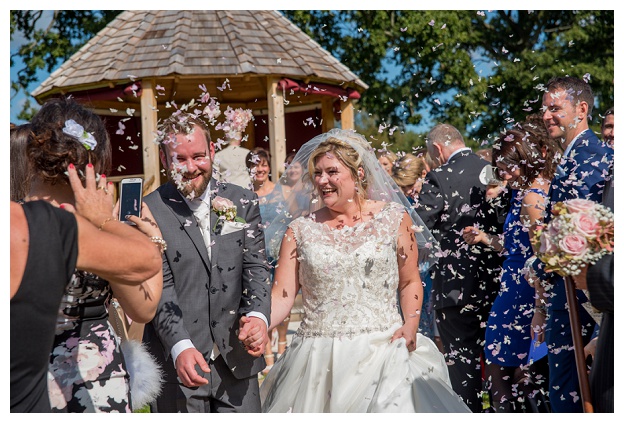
[143,178,271,381]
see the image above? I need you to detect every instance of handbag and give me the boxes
[109,298,163,410]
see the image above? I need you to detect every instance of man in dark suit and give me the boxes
[572,172,613,413]
[416,123,500,412]
[530,76,613,412]
[143,113,271,412]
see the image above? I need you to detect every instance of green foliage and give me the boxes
[11,10,613,144]
[10,10,122,120]
[283,10,614,143]
[353,111,427,154]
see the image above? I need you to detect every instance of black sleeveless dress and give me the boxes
[11,201,78,412]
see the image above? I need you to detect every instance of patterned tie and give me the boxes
[189,199,220,360]
[190,199,212,261]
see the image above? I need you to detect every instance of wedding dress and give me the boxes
[260,202,470,412]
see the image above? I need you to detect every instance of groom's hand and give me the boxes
[175,348,210,387]
[238,316,268,357]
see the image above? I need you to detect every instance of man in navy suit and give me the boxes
[531,76,613,412]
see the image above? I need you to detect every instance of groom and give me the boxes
[143,113,271,412]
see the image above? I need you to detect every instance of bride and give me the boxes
[252,129,470,412]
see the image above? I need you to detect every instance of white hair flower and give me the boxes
[62,119,97,150]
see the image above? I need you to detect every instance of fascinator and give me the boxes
[265,128,440,268]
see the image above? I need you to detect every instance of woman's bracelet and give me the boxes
[535,304,547,315]
[149,236,167,253]
[98,217,117,231]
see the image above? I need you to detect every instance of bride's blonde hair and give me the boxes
[307,137,369,204]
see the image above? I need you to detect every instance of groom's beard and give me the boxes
[170,170,211,200]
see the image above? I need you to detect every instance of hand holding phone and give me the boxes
[118,178,143,223]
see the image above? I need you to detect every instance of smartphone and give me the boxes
[118,178,143,223]
[481,164,503,187]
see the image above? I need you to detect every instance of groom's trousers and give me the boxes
[150,354,261,412]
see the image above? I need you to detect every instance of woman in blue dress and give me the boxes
[246,147,287,374]
[462,118,560,412]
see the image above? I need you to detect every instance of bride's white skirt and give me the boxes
[260,323,471,413]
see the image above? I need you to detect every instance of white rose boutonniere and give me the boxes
[212,196,245,233]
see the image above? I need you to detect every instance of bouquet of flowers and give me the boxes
[532,198,614,277]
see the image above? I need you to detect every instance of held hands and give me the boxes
[239,316,268,357]
[462,226,487,245]
[175,348,210,387]
[390,324,417,352]
[584,337,597,360]
[571,265,588,290]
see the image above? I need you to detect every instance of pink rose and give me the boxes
[565,198,595,214]
[212,196,235,212]
[546,219,561,237]
[559,233,589,258]
[539,231,556,255]
[572,212,600,239]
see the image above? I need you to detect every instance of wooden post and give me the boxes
[322,97,335,132]
[564,276,594,413]
[140,79,160,194]
[267,77,286,183]
[340,98,355,130]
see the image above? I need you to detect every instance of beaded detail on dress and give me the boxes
[289,202,405,339]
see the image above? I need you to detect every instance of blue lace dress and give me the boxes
[484,188,547,367]
[258,184,286,269]
[47,272,132,412]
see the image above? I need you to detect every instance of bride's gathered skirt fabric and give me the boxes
[261,203,470,413]
[261,324,470,413]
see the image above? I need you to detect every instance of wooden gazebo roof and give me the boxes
[32,10,368,192]
[32,10,367,103]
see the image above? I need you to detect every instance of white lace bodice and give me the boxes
[290,202,406,338]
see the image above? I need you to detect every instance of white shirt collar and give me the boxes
[562,129,589,158]
[447,147,472,162]
[181,182,211,211]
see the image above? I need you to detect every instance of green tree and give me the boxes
[12,10,613,147]
[284,10,614,146]
[10,10,122,120]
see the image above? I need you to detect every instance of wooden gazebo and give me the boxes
[32,10,368,193]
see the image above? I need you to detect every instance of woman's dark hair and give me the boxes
[10,123,34,201]
[492,117,560,186]
[28,96,112,185]
[246,146,271,171]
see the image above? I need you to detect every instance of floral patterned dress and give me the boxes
[48,271,131,412]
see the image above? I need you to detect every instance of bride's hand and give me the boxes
[390,325,417,352]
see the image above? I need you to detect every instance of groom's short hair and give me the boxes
[157,113,212,155]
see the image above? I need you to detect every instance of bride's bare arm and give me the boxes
[391,211,423,352]
[269,227,301,331]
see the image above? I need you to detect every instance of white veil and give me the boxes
[264,128,439,269]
